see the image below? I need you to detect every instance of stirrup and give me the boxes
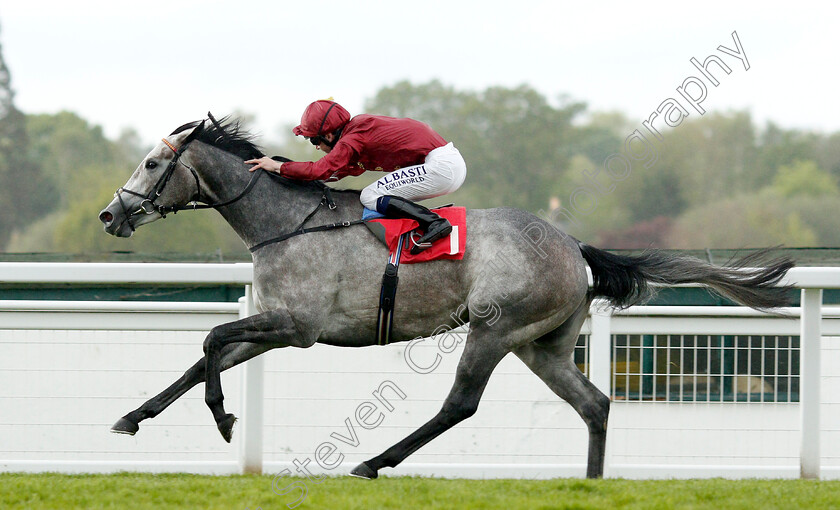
[409,231,434,253]
[409,222,452,255]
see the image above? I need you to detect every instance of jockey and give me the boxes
[245,99,467,253]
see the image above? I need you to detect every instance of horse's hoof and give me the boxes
[217,413,237,443]
[111,417,139,435]
[349,462,378,479]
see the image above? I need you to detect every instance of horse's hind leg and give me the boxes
[351,330,509,479]
[111,342,272,435]
[513,300,610,479]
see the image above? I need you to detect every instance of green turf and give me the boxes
[2,473,840,510]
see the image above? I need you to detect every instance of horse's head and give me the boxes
[99,121,205,237]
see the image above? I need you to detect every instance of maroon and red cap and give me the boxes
[292,100,351,137]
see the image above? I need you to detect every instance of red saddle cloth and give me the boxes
[368,207,467,264]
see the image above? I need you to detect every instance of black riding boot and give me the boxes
[382,196,452,254]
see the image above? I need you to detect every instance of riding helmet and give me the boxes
[292,100,351,137]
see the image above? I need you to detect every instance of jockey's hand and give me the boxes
[245,157,284,174]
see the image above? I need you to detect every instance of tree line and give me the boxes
[2,30,839,255]
[364,81,840,249]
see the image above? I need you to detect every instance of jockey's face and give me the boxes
[315,133,336,153]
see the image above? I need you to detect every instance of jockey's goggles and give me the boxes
[306,136,324,146]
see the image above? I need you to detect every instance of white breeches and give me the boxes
[359,143,466,209]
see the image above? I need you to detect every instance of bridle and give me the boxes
[112,116,265,232]
[114,120,205,232]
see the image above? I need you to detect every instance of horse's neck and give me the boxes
[195,151,361,249]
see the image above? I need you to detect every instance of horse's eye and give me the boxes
[145,160,158,170]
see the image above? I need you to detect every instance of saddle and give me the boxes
[364,206,467,345]
[365,206,467,263]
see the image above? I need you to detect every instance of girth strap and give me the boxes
[375,233,407,345]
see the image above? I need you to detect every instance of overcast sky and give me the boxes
[1,1,834,143]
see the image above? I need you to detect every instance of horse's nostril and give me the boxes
[99,210,114,225]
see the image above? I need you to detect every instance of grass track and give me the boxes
[2,473,840,509]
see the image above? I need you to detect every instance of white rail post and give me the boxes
[239,285,265,474]
[800,288,822,479]
[589,304,612,477]
[589,307,612,396]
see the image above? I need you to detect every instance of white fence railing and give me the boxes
[0,263,838,479]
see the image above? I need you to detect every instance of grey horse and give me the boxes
[98,117,793,479]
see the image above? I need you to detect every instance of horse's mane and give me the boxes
[169,116,360,196]
[170,117,264,161]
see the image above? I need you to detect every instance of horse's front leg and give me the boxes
[111,342,273,436]
[203,308,310,442]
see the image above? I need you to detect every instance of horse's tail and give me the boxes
[577,243,794,310]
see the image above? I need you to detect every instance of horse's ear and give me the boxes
[183,119,206,144]
[169,119,205,146]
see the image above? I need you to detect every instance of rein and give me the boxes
[113,115,367,250]
[248,209,365,252]
[114,138,264,228]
